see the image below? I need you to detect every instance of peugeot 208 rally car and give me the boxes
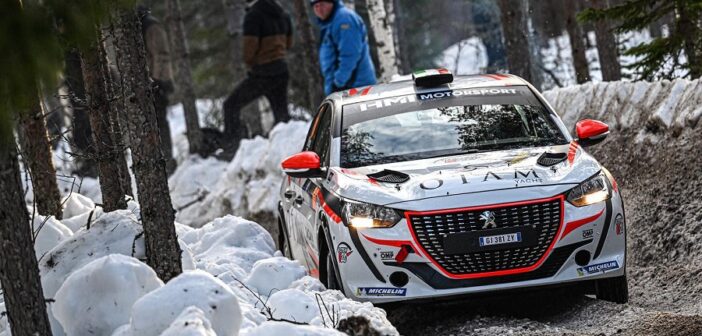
[277,69,627,304]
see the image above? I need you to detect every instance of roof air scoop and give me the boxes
[537,152,567,166]
[413,68,453,87]
[367,169,410,184]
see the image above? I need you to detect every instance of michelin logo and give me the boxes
[577,260,619,276]
[356,287,407,297]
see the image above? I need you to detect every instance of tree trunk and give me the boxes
[364,0,399,82]
[394,0,412,74]
[384,0,403,75]
[104,22,134,198]
[222,0,247,80]
[17,90,63,219]
[0,137,53,336]
[165,0,205,156]
[64,49,96,177]
[565,0,590,83]
[497,0,535,83]
[292,0,324,110]
[81,31,128,212]
[589,0,621,81]
[114,6,182,282]
[676,0,701,79]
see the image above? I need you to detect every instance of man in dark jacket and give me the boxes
[138,5,176,173]
[311,0,376,96]
[223,0,292,150]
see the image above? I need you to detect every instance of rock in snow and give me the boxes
[123,270,242,336]
[52,255,163,336]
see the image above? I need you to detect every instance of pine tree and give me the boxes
[579,0,702,80]
[114,5,183,282]
[587,0,622,81]
[364,0,399,82]
[565,0,591,83]
[498,0,537,84]
[165,0,205,156]
[81,27,129,212]
[292,0,324,110]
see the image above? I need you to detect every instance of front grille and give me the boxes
[408,198,562,276]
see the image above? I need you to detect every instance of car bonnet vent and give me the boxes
[537,152,567,166]
[367,170,410,183]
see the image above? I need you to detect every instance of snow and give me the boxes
[245,257,307,297]
[121,270,243,336]
[31,214,73,260]
[160,307,217,336]
[266,289,319,324]
[243,321,345,336]
[542,78,702,139]
[170,121,309,227]
[435,37,488,75]
[52,255,163,336]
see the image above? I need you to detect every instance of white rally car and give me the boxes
[278,70,627,304]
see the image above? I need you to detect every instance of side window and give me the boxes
[312,109,332,165]
[304,104,329,151]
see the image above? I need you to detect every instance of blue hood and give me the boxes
[314,0,343,27]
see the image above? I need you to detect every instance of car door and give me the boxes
[288,104,332,272]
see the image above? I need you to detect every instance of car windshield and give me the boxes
[340,86,568,168]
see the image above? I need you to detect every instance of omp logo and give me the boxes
[480,211,497,229]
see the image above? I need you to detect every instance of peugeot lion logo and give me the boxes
[480,211,497,229]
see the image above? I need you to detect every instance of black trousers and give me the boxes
[223,70,290,140]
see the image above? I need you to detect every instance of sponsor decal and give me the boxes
[418,169,544,190]
[582,229,594,239]
[479,211,497,229]
[359,95,416,112]
[417,88,518,101]
[577,260,619,276]
[356,287,407,297]
[614,214,624,235]
[337,243,353,263]
[380,251,394,260]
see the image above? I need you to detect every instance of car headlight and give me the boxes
[567,172,611,207]
[342,201,401,228]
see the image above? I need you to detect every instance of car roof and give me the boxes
[328,74,530,106]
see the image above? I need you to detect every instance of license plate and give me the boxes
[479,232,522,246]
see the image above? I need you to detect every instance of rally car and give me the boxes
[277,69,627,304]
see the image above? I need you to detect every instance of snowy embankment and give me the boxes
[543,78,702,136]
[1,196,397,336]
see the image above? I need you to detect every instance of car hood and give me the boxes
[323,142,601,206]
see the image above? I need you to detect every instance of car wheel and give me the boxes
[277,218,292,259]
[595,275,628,304]
[324,247,341,290]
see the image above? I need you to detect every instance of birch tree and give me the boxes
[364,0,399,82]
[114,6,183,282]
[165,0,204,156]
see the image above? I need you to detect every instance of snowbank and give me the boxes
[121,270,242,336]
[52,255,163,336]
[435,37,488,75]
[31,213,72,260]
[159,307,217,336]
[543,79,702,137]
[170,121,309,227]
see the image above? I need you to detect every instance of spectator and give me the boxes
[138,5,177,173]
[311,0,376,96]
[222,0,293,154]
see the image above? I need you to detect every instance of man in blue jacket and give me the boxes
[311,0,377,96]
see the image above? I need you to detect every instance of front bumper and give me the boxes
[330,190,627,303]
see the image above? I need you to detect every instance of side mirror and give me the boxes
[575,119,609,147]
[281,151,325,178]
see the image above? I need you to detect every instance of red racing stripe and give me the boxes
[559,208,605,241]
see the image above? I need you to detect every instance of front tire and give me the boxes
[324,247,341,290]
[595,275,628,304]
